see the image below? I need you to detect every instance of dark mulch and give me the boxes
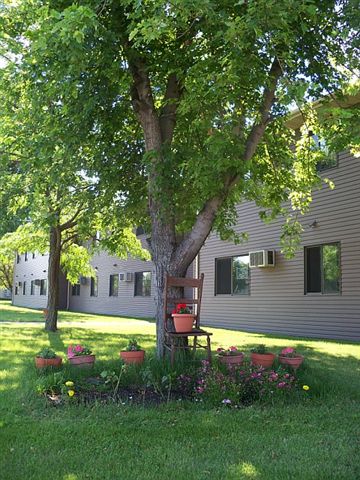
[47,383,189,407]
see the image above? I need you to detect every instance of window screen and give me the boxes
[135,272,151,296]
[215,258,232,294]
[109,274,119,297]
[90,277,98,297]
[305,243,340,294]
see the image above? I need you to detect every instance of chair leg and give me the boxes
[206,335,212,364]
[192,336,197,355]
[170,342,175,366]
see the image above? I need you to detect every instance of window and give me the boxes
[311,134,338,171]
[23,281,26,295]
[32,253,36,259]
[71,284,80,296]
[16,254,20,264]
[40,279,47,296]
[90,276,98,297]
[25,252,28,262]
[31,280,35,295]
[109,274,119,297]
[134,272,151,297]
[15,284,18,295]
[305,243,340,294]
[215,255,250,295]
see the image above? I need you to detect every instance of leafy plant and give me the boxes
[216,346,242,356]
[251,344,271,355]
[35,371,65,395]
[36,347,57,359]
[124,339,142,352]
[70,344,92,356]
[172,303,192,314]
[280,347,301,358]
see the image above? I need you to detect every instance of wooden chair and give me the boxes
[163,273,212,365]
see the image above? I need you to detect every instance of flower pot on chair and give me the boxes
[172,314,195,333]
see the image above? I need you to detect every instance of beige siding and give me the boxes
[69,249,156,318]
[199,151,360,341]
[12,253,49,309]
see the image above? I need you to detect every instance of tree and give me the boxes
[1,1,358,352]
[0,3,147,330]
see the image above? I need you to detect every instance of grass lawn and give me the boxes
[0,301,359,480]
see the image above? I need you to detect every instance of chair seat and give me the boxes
[167,329,212,337]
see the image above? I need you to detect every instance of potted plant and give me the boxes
[120,339,145,364]
[35,347,62,368]
[68,344,95,367]
[250,344,275,368]
[217,346,244,367]
[278,347,304,370]
[171,303,195,332]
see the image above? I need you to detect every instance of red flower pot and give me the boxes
[172,314,195,333]
[35,356,62,369]
[120,350,145,364]
[69,354,95,368]
[218,353,244,367]
[278,355,304,370]
[251,352,275,368]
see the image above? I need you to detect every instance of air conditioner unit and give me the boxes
[80,276,88,285]
[125,272,133,282]
[249,250,275,268]
[119,272,126,282]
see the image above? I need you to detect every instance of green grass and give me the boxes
[0,301,359,480]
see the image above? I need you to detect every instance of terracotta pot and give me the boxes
[69,354,95,367]
[172,314,195,333]
[278,355,304,370]
[251,352,275,368]
[35,356,62,369]
[120,350,145,364]
[218,353,244,367]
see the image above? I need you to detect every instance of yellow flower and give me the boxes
[303,385,310,391]
[65,381,74,387]
[68,390,75,397]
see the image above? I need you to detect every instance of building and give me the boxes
[12,234,156,319]
[199,147,360,341]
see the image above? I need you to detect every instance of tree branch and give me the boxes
[243,58,282,163]
[174,58,283,268]
[159,73,183,144]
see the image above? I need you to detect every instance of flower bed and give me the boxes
[36,359,308,409]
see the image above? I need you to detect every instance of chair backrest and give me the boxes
[163,273,204,332]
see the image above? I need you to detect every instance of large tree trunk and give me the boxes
[45,226,61,332]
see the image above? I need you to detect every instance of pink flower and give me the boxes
[75,345,83,352]
[229,346,238,351]
[217,347,225,352]
[277,382,286,388]
[281,347,295,355]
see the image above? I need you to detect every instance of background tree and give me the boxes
[1,1,358,352]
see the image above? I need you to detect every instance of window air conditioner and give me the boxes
[249,250,275,268]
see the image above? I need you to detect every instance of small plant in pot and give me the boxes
[35,347,62,369]
[171,303,195,332]
[250,344,275,368]
[68,344,95,368]
[278,347,304,370]
[217,346,244,367]
[120,339,145,364]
